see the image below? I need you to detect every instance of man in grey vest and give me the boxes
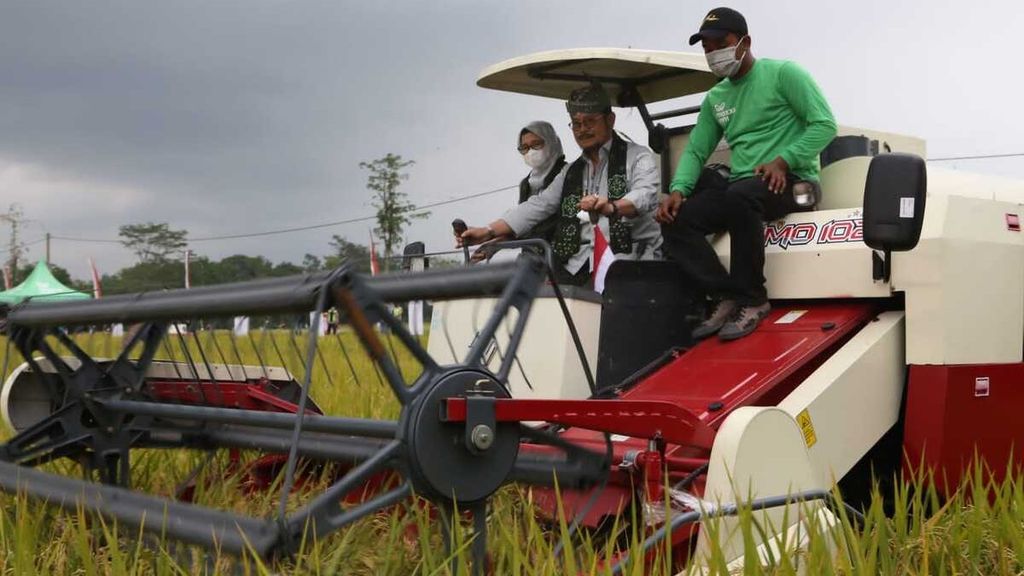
[458,82,663,286]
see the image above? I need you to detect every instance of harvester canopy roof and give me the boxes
[477,48,717,106]
[0,261,91,305]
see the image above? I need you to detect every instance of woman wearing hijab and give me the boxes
[517,121,566,244]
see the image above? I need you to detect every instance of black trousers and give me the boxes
[661,176,803,306]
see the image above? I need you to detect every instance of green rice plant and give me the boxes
[2,332,1024,574]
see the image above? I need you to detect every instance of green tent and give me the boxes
[0,261,91,305]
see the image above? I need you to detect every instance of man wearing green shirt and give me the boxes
[657,7,837,341]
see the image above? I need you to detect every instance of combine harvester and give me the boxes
[1,48,1023,573]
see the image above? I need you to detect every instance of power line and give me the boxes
[0,236,46,252]
[928,152,1024,162]
[50,235,120,244]
[49,183,519,245]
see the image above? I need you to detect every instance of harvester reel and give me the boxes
[0,256,609,574]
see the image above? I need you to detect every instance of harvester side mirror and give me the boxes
[862,153,927,282]
[402,241,427,272]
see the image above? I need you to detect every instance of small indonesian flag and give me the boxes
[592,224,615,293]
[369,232,380,276]
[88,258,103,299]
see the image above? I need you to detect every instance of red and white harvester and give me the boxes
[2,49,1022,573]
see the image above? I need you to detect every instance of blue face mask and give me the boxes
[706,36,748,78]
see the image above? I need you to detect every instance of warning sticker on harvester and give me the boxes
[775,310,807,324]
[796,409,817,448]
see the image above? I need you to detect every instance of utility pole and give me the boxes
[0,204,25,283]
[45,232,50,263]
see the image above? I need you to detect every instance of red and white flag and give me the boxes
[369,232,380,276]
[88,258,103,299]
[591,224,615,293]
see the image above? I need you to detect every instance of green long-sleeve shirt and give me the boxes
[670,58,837,196]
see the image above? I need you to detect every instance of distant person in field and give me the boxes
[657,6,837,341]
[325,307,339,335]
[458,82,663,287]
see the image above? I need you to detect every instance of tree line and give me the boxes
[3,153,453,296]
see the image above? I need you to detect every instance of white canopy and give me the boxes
[477,48,716,106]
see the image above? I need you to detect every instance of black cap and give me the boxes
[688,7,748,46]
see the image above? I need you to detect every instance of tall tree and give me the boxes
[0,204,26,282]
[360,154,427,269]
[118,222,188,264]
[323,235,371,273]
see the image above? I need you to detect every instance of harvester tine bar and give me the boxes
[226,330,252,379]
[0,459,280,557]
[99,398,398,437]
[206,328,237,381]
[471,502,488,576]
[189,325,222,405]
[323,482,411,532]
[249,327,272,381]
[269,329,302,383]
[196,426,389,463]
[284,325,311,384]
[462,256,544,379]
[333,284,411,404]
[370,299,439,376]
[286,440,403,534]
[313,333,336,389]
[276,283,331,521]
[332,331,363,387]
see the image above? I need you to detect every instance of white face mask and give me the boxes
[706,37,747,78]
[523,147,547,169]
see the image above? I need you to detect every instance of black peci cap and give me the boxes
[688,7,748,45]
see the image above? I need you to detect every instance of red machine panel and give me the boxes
[622,303,875,428]
[520,303,876,528]
[905,364,1024,493]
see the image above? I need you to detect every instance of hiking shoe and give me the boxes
[691,299,738,340]
[718,302,772,341]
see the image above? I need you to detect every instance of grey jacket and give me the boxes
[503,137,663,274]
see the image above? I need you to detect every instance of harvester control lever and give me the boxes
[452,219,471,265]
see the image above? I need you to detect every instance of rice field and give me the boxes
[1,330,1023,575]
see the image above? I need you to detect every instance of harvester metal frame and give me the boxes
[0,256,624,571]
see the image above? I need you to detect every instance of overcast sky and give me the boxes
[2,0,1022,280]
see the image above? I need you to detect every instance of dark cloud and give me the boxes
[0,1,1021,277]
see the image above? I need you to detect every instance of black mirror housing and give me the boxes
[862,153,927,252]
